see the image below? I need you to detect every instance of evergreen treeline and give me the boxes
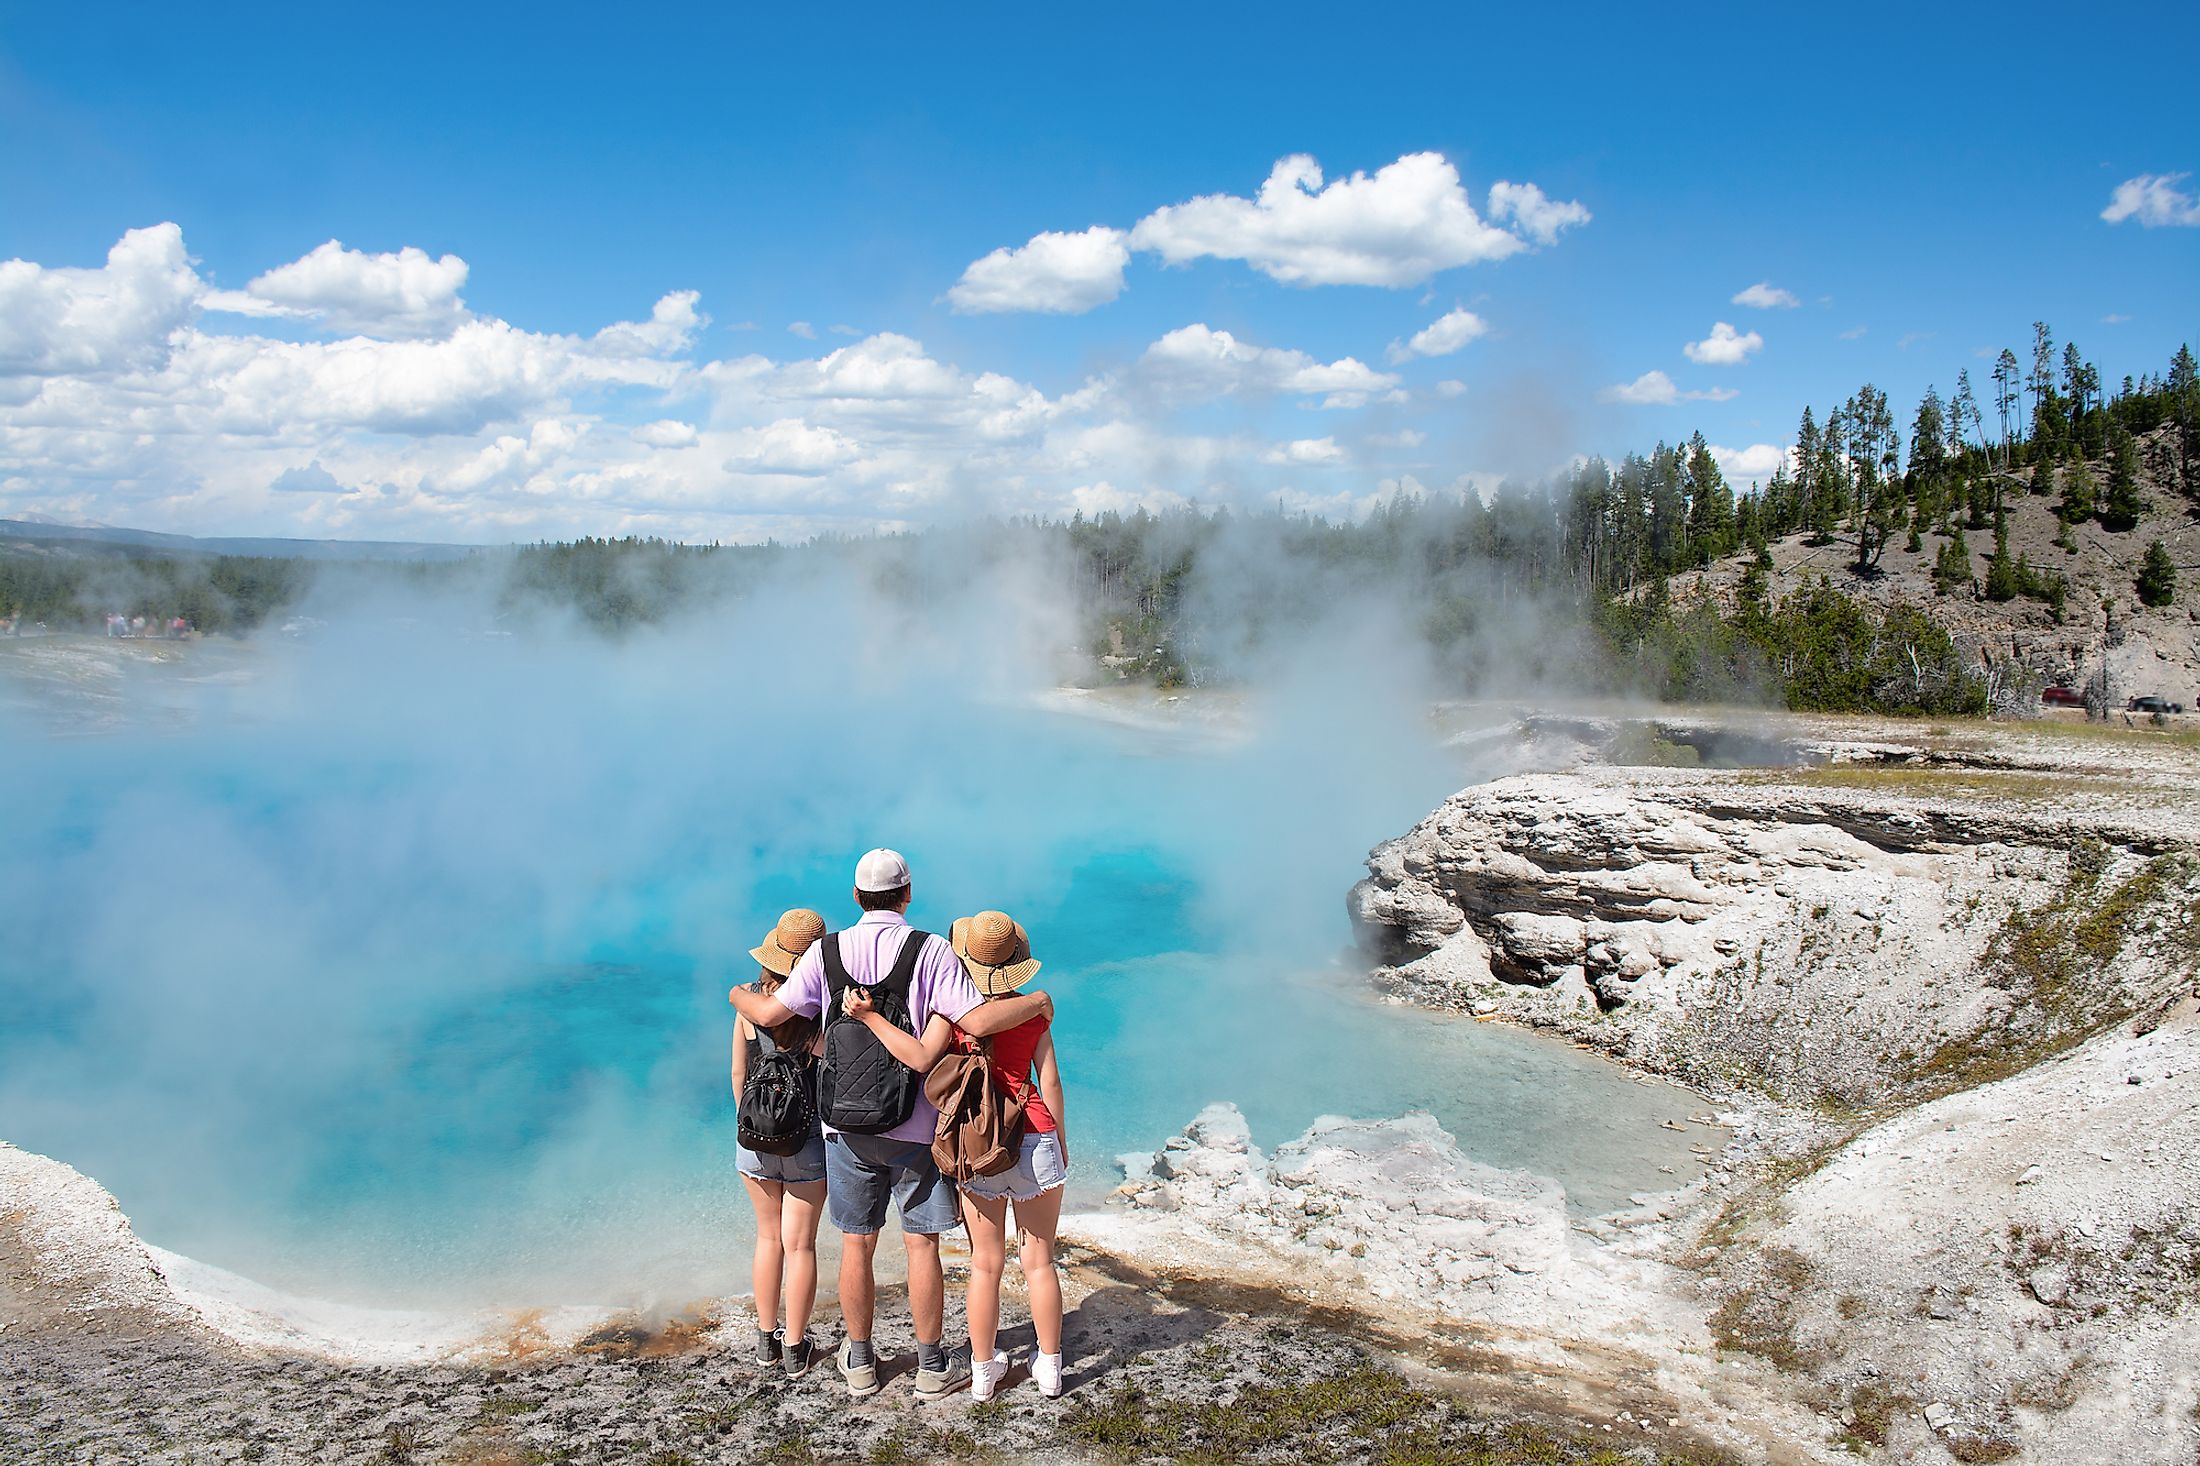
[5,330,2191,717]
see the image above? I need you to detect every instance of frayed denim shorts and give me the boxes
[736,1135,827,1185]
[958,1130,1067,1203]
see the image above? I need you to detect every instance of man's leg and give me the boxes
[903,1229,944,1348]
[823,1135,891,1396]
[838,1230,879,1344]
[894,1145,970,1397]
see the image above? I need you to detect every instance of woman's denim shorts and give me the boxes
[737,1134,828,1185]
[959,1129,1067,1203]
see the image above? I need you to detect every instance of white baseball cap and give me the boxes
[854,847,912,893]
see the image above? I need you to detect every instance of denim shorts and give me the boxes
[958,1130,1068,1203]
[824,1132,961,1236]
[737,1134,827,1185]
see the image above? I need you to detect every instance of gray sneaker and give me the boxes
[913,1346,972,1401]
[784,1335,815,1379]
[835,1339,881,1399]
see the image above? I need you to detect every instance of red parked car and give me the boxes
[2041,686,2084,707]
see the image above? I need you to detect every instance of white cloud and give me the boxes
[1838,325,1868,340]
[1128,152,1562,288]
[6,223,1591,541]
[1138,323,1401,409]
[0,223,204,378]
[1368,429,1425,449]
[1731,281,1800,310]
[632,419,699,448]
[269,461,349,494]
[1387,307,1488,363]
[1068,480,1187,518]
[721,418,862,475]
[1599,370,1739,405]
[1262,436,1344,466]
[948,226,1129,314]
[1484,181,1591,246]
[1601,370,1679,405]
[1683,321,1763,366]
[592,291,705,356]
[1432,380,1467,398]
[1897,331,1934,351]
[788,321,817,339]
[232,240,471,339]
[2101,172,2200,228]
[2102,313,2132,325]
[1710,443,1791,483]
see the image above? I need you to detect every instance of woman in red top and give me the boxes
[844,909,1067,1401]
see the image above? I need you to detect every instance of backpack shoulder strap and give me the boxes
[820,933,850,1011]
[881,929,931,998]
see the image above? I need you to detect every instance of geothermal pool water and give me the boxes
[0,619,1707,1310]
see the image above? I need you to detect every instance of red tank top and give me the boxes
[955,1013,1056,1133]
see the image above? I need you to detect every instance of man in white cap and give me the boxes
[729,847,1051,1400]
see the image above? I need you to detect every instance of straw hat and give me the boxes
[950,910,1043,995]
[749,908,827,977]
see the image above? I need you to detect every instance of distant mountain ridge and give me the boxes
[0,519,492,564]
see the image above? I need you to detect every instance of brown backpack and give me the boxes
[923,1036,1028,1181]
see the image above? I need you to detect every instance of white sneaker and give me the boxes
[970,1349,1010,1403]
[1032,1350,1064,1398]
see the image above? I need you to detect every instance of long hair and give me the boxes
[756,969,820,1055]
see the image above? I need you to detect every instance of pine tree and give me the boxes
[2058,461,2096,524]
[2100,417,2143,531]
[1932,529,1972,596]
[1990,349,2021,470]
[2136,540,2177,607]
[1984,525,2019,602]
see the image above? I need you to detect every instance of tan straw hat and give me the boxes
[749,908,826,977]
[950,910,1043,995]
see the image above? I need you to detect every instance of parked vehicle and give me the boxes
[2127,695,2187,715]
[2042,686,2085,708]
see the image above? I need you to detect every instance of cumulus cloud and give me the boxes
[2101,172,2200,228]
[592,292,705,357]
[1598,370,1738,405]
[0,222,1577,541]
[269,461,349,494]
[1484,181,1591,246]
[1710,443,1790,483]
[1683,321,1763,366]
[632,420,699,448]
[1387,307,1488,363]
[1137,324,1402,409]
[0,223,204,378]
[1128,152,1564,287]
[721,418,863,475]
[226,241,472,339]
[1262,436,1344,466]
[1731,281,1800,310]
[948,226,1129,314]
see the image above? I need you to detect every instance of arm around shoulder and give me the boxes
[958,989,1050,1036]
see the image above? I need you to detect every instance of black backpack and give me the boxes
[738,1026,818,1156]
[816,930,927,1134]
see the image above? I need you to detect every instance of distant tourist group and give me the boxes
[728,848,1069,1404]
[103,612,191,639]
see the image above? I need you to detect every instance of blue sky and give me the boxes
[1,2,2195,542]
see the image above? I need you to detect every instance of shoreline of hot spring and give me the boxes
[8,704,2198,1465]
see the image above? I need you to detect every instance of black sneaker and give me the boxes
[783,1335,815,1379]
[756,1328,783,1367]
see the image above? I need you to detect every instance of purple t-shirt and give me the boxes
[776,910,981,1143]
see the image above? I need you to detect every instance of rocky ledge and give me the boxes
[1349,735,2200,1106]
[1336,715,2200,1463]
